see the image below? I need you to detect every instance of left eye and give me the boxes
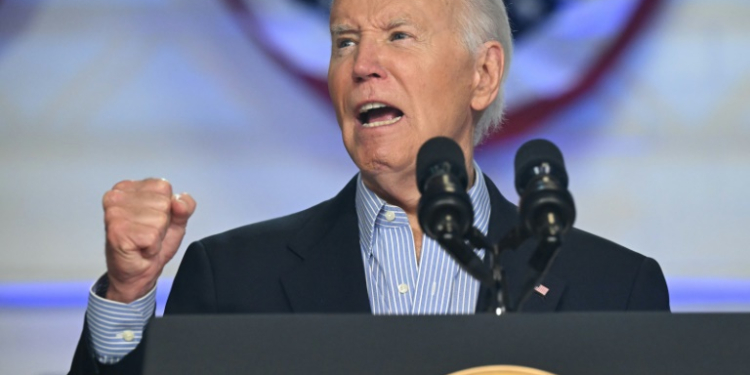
[391,32,409,41]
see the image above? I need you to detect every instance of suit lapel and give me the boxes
[477,177,566,313]
[280,177,371,313]
[516,272,566,312]
[278,174,565,314]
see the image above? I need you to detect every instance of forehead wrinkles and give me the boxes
[330,11,416,32]
[330,0,456,32]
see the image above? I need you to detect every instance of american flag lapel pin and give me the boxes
[534,284,549,297]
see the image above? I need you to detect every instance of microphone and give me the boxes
[416,137,473,241]
[514,139,576,240]
[417,137,493,286]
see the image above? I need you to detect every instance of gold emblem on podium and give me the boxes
[448,365,557,375]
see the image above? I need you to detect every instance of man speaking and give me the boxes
[69,0,669,373]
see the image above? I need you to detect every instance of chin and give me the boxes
[345,124,421,172]
[356,146,417,177]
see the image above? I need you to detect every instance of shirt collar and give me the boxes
[355,162,492,257]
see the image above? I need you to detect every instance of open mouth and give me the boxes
[357,102,404,128]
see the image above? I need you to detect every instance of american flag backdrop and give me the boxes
[225,0,662,141]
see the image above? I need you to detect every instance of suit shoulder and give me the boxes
[556,227,657,286]
[555,227,668,311]
[565,227,647,263]
[197,197,333,250]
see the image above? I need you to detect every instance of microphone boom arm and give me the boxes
[443,220,564,315]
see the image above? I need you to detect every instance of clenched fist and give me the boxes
[102,178,196,303]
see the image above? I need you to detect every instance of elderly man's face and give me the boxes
[328,0,479,183]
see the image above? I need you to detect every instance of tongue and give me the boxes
[366,107,402,124]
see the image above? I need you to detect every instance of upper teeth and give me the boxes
[359,102,387,113]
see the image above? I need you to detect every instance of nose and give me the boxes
[352,39,387,83]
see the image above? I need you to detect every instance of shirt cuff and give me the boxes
[85,275,156,364]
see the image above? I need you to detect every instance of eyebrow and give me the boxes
[330,24,357,36]
[386,18,412,30]
[330,18,419,36]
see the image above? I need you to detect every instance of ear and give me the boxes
[471,41,504,112]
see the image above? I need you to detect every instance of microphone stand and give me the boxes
[516,214,565,311]
[466,228,510,315]
[440,221,564,316]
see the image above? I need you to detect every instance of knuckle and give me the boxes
[102,190,121,208]
[112,180,133,191]
[151,179,173,195]
[153,196,172,212]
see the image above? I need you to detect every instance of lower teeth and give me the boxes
[363,116,402,128]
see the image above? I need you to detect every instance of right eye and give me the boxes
[337,39,355,49]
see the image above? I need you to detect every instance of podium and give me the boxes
[143,313,750,374]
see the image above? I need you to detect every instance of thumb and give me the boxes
[157,193,196,265]
[170,192,197,228]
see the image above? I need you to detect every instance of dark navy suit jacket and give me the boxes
[69,176,670,374]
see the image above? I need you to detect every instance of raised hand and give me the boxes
[101,178,196,303]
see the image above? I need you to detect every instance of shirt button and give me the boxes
[398,283,409,294]
[122,330,135,342]
[385,211,396,222]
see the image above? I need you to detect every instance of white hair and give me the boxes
[456,0,514,145]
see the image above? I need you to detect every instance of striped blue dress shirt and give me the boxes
[355,164,490,315]
[86,164,491,362]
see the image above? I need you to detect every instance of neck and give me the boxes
[361,168,420,216]
[361,161,476,264]
[361,161,477,214]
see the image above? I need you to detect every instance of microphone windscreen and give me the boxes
[514,139,568,194]
[416,137,467,194]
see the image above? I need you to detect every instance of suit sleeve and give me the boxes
[626,256,671,311]
[68,241,218,375]
[68,319,149,375]
[165,240,219,314]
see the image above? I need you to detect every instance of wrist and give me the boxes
[105,275,157,303]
